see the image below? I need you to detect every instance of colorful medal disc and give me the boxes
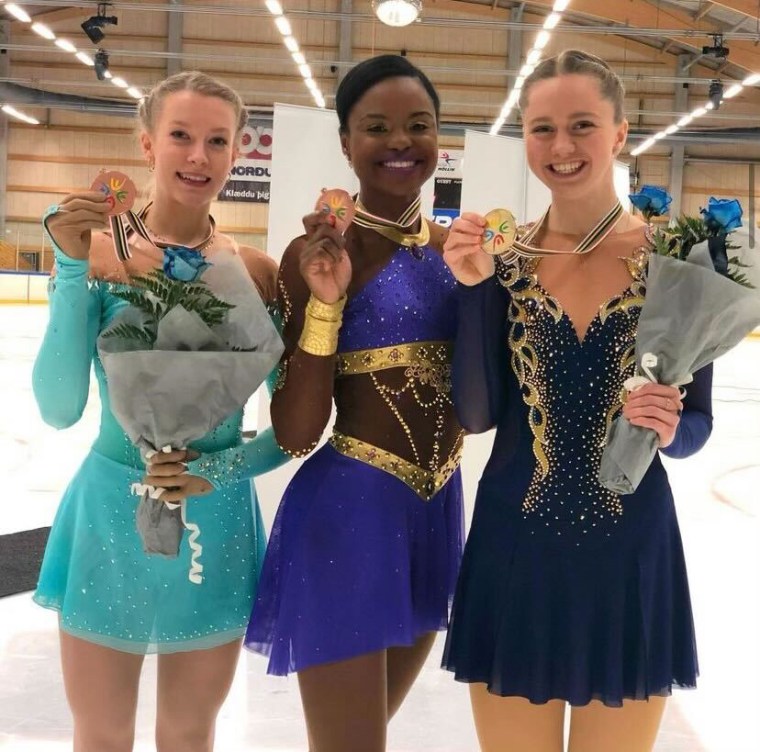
[90,170,137,216]
[481,208,517,256]
[315,188,356,233]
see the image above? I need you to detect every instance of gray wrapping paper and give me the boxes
[599,234,760,494]
[97,250,284,563]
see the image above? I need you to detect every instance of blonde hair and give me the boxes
[138,70,247,139]
[519,50,626,123]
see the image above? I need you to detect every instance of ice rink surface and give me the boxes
[1,304,758,751]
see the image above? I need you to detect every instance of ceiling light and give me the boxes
[283,36,299,53]
[526,49,541,67]
[265,0,283,14]
[544,13,560,29]
[372,0,422,27]
[553,0,571,11]
[676,114,693,127]
[81,5,118,45]
[2,104,40,125]
[111,77,128,88]
[723,83,742,99]
[31,23,56,41]
[298,64,312,79]
[127,87,143,99]
[94,49,110,81]
[653,132,666,140]
[275,16,292,36]
[691,106,707,117]
[665,124,678,135]
[535,31,551,50]
[742,72,760,86]
[292,52,306,65]
[4,4,32,23]
[55,39,77,53]
[76,51,94,66]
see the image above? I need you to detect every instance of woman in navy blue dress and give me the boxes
[442,50,713,751]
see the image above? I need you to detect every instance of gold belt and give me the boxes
[329,431,462,502]
[336,341,453,376]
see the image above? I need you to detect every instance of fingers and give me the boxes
[58,192,111,212]
[146,460,187,477]
[623,403,681,428]
[303,210,339,237]
[147,449,188,465]
[625,388,683,415]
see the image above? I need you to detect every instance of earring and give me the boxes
[148,159,155,173]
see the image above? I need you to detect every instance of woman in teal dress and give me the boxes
[33,71,288,752]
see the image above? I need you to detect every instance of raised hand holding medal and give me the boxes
[90,170,137,216]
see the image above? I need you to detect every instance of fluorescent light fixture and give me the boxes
[275,16,292,36]
[723,83,743,99]
[111,77,128,88]
[55,39,77,53]
[298,64,312,79]
[535,30,551,51]
[513,76,525,90]
[691,106,707,117]
[1,104,40,125]
[519,64,535,78]
[5,4,31,23]
[292,52,306,65]
[652,132,666,140]
[544,13,560,29]
[553,0,571,11]
[304,77,318,91]
[283,36,299,53]
[676,114,693,127]
[526,49,541,67]
[127,87,143,99]
[664,124,678,135]
[742,72,760,86]
[265,0,284,14]
[76,52,94,66]
[31,23,55,40]
[489,119,505,136]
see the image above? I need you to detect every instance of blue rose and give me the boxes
[700,197,743,233]
[162,247,211,282]
[628,185,672,218]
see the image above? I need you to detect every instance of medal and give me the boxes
[481,208,518,256]
[315,188,356,234]
[90,170,137,217]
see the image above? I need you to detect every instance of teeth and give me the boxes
[551,161,583,174]
[179,173,208,182]
[383,161,415,168]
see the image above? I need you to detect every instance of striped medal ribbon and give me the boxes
[110,204,216,262]
[353,194,430,259]
[500,200,624,263]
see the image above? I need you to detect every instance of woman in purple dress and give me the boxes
[245,55,465,751]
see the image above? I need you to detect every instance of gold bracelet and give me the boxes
[305,294,346,322]
[298,295,346,356]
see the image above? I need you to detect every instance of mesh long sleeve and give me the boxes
[451,277,511,434]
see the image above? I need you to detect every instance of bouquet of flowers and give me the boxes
[97,246,283,582]
[599,187,760,494]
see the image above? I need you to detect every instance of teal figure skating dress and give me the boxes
[33,229,289,654]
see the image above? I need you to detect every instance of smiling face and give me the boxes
[140,90,239,209]
[522,74,628,204]
[340,75,438,213]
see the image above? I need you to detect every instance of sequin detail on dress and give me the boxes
[497,247,649,540]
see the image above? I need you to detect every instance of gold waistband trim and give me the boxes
[336,341,453,377]
[329,431,462,501]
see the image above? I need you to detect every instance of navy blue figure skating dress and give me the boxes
[443,229,713,706]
